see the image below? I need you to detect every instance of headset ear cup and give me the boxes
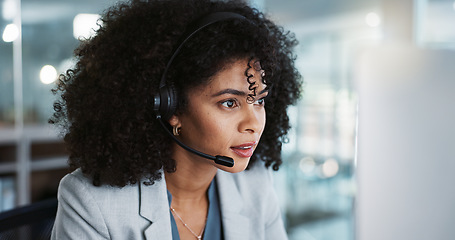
[154,85,178,121]
[157,85,177,121]
[165,85,178,120]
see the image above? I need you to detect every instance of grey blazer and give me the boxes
[51,165,288,240]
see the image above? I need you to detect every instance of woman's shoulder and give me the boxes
[59,169,110,192]
[54,172,160,238]
[58,168,142,204]
[59,168,92,188]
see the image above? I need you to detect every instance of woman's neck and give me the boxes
[164,148,218,207]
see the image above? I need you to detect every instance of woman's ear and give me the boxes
[168,115,180,127]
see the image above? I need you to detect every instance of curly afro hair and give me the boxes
[50,0,302,187]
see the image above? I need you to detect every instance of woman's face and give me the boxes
[170,59,268,173]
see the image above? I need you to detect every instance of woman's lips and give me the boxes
[230,142,256,158]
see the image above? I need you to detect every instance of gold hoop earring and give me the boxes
[173,126,181,136]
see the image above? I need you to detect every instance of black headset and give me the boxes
[152,12,248,121]
[152,12,250,167]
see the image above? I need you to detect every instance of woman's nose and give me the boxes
[238,105,265,134]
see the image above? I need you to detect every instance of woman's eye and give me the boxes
[221,99,237,108]
[255,98,265,106]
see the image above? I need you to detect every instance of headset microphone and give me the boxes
[157,117,234,167]
[153,12,250,168]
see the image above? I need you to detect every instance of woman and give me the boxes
[50,0,301,239]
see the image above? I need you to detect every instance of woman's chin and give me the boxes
[216,157,250,173]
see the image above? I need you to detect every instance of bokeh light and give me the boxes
[40,65,58,84]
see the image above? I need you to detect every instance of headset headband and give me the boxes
[154,12,249,120]
[159,12,248,88]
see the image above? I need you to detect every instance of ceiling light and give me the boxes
[40,65,58,84]
[2,24,19,42]
[321,158,339,178]
[365,12,381,27]
[73,13,101,40]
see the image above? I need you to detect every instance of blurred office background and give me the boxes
[1,0,454,239]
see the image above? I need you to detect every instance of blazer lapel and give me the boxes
[216,170,250,240]
[139,176,173,240]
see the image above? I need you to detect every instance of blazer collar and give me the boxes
[216,170,251,240]
[139,174,173,240]
[138,170,251,240]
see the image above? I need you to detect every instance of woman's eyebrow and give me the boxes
[211,89,247,97]
[211,88,269,97]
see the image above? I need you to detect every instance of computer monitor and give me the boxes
[355,46,455,240]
